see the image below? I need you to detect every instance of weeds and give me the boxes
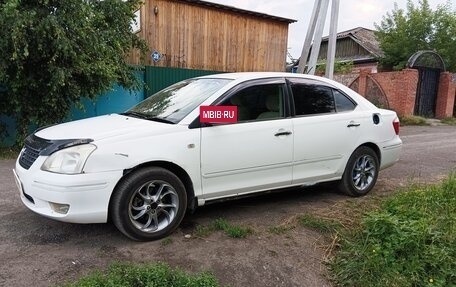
[399,115,428,126]
[0,146,19,159]
[213,218,253,238]
[268,225,294,235]
[298,214,343,234]
[330,175,456,287]
[193,218,253,239]
[60,262,223,287]
[193,224,214,238]
[267,213,342,235]
[441,117,456,125]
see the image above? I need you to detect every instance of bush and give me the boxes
[331,176,456,287]
[60,262,222,287]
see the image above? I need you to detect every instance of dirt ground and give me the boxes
[1,126,455,287]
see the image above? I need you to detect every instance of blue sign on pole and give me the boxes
[151,50,162,63]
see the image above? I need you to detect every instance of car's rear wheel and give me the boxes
[339,146,379,197]
[110,167,187,241]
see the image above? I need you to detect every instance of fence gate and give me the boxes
[407,51,446,118]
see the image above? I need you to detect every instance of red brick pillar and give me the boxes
[435,72,456,119]
[358,68,370,96]
[402,69,419,117]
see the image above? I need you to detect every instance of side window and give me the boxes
[221,84,284,122]
[291,83,335,116]
[334,90,356,112]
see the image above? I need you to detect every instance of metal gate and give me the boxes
[414,68,440,117]
[407,51,446,118]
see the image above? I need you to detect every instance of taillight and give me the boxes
[393,117,400,135]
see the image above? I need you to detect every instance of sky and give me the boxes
[208,0,452,60]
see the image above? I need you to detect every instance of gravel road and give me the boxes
[0,125,455,287]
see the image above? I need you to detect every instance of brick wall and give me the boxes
[370,69,418,116]
[334,69,456,118]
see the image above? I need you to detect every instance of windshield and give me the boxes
[126,78,232,123]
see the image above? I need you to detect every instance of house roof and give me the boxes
[174,0,297,24]
[322,27,383,58]
[291,27,383,69]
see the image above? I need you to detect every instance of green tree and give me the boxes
[375,0,456,71]
[0,0,147,145]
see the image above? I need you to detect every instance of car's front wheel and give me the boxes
[110,167,187,241]
[339,146,379,197]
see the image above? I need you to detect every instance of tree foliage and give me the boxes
[316,60,354,75]
[0,0,147,145]
[375,0,456,71]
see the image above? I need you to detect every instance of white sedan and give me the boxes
[13,72,402,241]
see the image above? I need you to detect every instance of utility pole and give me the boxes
[326,0,340,79]
[297,0,321,74]
[297,0,340,79]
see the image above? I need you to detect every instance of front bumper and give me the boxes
[14,156,123,223]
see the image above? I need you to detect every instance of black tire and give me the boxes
[339,146,379,197]
[110,167,187,241]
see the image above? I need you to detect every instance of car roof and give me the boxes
[197,71,378,111]
[198,72,338,85]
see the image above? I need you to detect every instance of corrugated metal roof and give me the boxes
[174,0,297,23]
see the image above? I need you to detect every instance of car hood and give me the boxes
[35,114,177,142]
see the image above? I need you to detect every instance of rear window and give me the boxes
[334,90,356,112]
[291,83,335,115]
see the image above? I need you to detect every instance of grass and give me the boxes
[268,225,295,235]
[267,211,349,236]
[330,175,456,287]
[441,117,456,125]
[161,237,173,246]
[399,115,429,126]
[0,146,19,159]
[298,214,343,234]
[59,262,223,287]
[193,218,253,239]
[213,218,253,238]
[193,224,214,238]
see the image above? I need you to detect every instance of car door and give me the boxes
[288,78,363,184]
[200,79,293,200]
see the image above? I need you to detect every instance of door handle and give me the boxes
[347,122,361,128]
[275,131,292,137]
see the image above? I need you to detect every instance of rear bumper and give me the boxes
[380,137,402,170]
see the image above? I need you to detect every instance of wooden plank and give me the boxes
[128,0,290,71]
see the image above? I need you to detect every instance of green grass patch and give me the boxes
[399,115,429,126]
[441,117,456,125]
[298,214,343,234]
[330,175,456,287]
[192,218,253,239]
[213,218,253,238]
[0,147,19,159]
[60,262,223,287]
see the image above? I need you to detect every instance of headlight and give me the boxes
[41,144,97,174]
